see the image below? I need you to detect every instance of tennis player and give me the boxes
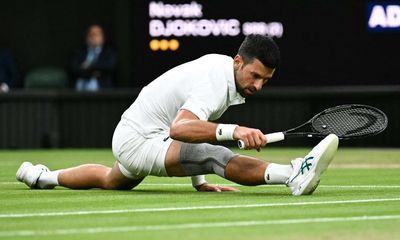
[16,34,338,195]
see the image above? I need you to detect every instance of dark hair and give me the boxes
[238,34,280,69]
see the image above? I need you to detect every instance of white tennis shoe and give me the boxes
[16,162,50,189]
[287,134,339,196]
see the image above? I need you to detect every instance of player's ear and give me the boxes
[234,55,243,70]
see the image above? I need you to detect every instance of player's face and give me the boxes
[233,55,275,97]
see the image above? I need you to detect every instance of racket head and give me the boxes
[310,104,388,139]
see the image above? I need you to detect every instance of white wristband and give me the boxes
[215,124,238,141]
[191,175,207,187]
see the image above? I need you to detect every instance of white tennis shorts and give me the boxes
[112,120,173,179]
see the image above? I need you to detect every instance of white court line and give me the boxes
[3,182,400,188]
[1,214,399,237]
[329,164,400,169]
[320,185,400,188]
[1,197,399,219]
[0,182,25,185]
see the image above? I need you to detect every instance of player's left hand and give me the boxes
[195,183,239,192]
[233,126,267,151]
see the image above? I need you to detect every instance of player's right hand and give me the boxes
[233,126,267,151]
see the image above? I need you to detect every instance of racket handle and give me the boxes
[237,132,285,149]
[265,132,285,143]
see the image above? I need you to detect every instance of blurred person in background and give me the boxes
[70,24,117,91]
[0,48,18,93]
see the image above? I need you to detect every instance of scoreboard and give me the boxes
[131,1,400,87]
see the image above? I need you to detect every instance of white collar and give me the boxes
[226,60,245,106]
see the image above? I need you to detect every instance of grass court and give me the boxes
[1,148,399,239]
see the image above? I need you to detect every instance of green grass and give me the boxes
[1,148,400,240]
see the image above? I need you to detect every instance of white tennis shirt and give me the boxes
[121,54,245,137]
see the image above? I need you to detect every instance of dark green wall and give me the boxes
[0,87,398,149]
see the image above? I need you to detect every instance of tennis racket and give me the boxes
[238,104,388,149]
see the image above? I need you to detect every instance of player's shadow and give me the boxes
[131,189,291,196]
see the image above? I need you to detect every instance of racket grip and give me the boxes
[265,132,285,143]
[237,132,285,149]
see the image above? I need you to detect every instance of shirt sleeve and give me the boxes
[180,80,226,121]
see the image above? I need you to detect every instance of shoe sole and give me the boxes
[16,162,33,182]
[294,134,339,196]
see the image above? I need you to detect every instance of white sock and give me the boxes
[37,170,61,189]
[264,163,293,184]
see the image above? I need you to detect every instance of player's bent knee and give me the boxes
[179,143,238,177]
[102,170,144,190]
[102,180,126,190]
[102,178,144,190]
[102,182,118,190]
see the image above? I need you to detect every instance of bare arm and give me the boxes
[170,109,267,150]
[169,109,217,143]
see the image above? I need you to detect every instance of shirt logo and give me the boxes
[218,129,222,135]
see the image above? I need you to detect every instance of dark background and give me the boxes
[1,0,399,88]
[134,0,400,87]
[0,0,399,148]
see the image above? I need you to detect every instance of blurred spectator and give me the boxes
[70,24,117,91]
[0,48,18,93]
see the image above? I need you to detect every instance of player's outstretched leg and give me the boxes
[165,134,338,196]
[16,161,144,190]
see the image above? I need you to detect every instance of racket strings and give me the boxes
[312,107,387,138]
